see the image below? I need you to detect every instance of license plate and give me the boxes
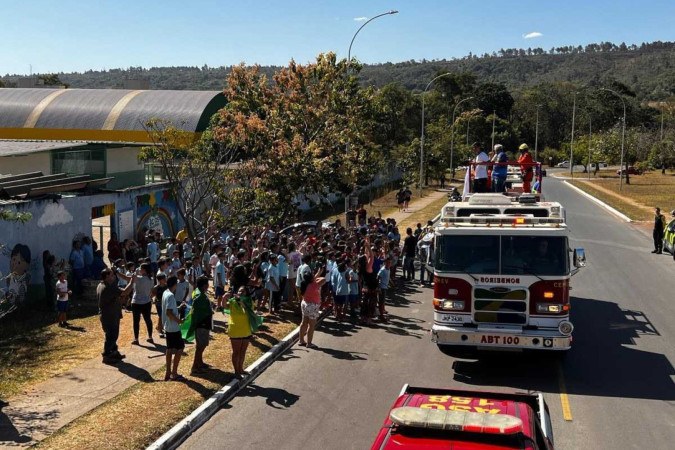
[479,334,522,346]
[440,314,464,323]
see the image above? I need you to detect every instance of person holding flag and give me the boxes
[182,276,213,375]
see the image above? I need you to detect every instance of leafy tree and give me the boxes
[212,53,381,224]
[138,119,238,253]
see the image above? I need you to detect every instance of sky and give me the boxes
[1,0,674,75]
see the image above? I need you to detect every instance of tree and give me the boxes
[138,119,238,254]
[212,54,381,224]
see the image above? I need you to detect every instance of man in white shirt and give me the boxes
[472,142,489,193]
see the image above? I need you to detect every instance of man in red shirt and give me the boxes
[517,143,534,193]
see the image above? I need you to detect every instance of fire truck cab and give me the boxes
[430,192,586,352]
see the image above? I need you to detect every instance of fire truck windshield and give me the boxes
[435,235,569,276]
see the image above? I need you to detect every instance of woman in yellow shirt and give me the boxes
[227,287,255,378]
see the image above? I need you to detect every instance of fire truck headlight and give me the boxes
[536,303,563,313]
[558,321,574,336]
[443,300,465,311]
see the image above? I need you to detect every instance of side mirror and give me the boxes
[573,248,586,268]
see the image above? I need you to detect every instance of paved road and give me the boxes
[181,177,675,450]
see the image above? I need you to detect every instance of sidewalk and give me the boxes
[0,341,166,449]
[0,190,449,449]
[388,188,447,226]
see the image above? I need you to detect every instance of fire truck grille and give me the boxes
[473,288,528,325]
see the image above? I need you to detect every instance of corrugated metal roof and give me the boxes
[0,140,88,156]
[0,88,226,139]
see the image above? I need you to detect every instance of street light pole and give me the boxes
[347,10,398,69]
[570,92,577,177]
[588,116,592,180]
[491,110,496,151]
[600,88,627,191]
[449,96,473,180]
[534,105,540,162]
[344,9,398,211]
[420,72,453,197]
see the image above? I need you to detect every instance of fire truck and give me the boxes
[371,385,555,449]
[429,169,587,352]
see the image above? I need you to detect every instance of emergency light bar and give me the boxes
[440,216,565,226]
[389,406,523,435]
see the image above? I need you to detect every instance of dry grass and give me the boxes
[0,302,125,399]
[397,194,451,231]
[36,311,299,450]
[567,170,675,221]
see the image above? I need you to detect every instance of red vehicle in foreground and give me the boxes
[371,385,555,450]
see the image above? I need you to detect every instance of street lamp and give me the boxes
[420,72,454,197]
[600,87,627,190]
[347,10,399,68]
[570,92,577,177]
[344,9,398,211]
[449,96,474,179]
[534,105,541,162]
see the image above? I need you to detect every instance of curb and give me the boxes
[562,180,632,223]
[147,309,330,450]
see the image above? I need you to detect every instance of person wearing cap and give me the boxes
[471,142,489,193]
[491,144,508,193]
[517,143,535,193]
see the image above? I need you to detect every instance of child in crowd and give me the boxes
[55,271,72,327]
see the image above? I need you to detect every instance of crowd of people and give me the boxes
[83,209,435,379]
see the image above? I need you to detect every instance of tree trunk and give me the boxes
[625,161,630,185]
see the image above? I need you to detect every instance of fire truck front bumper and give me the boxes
[432,324,572,351]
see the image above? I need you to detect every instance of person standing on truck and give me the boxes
[517,143,534,193]
[491,144,508,193]
[652,207,666,254]
[472,142,489,193]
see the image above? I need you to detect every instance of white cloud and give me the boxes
[354,17,368,22]
[38,203,73,228]
[523,32,543,39]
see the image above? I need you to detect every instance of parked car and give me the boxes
[616,166,642,175]
[555,161,570,168]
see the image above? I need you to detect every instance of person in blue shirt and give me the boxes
[265,254,281,314]
[491,144,508,193]
[147,236,160,274]
[331,260,350,322]
[377,258,392,322]
[69,240,85,294]
[276,247,289,303]
[82,236,94,278]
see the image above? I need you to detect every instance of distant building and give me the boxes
[0,88,226,189]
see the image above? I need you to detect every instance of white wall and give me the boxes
[0,152,51,175]
[106,146,143,173]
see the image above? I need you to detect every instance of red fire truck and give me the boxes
[428,190,586,353]
[371,385,555,449]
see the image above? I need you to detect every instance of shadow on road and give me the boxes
[237,383,300,409]
[450,297,675,401]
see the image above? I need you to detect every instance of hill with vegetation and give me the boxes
[2,41,673,101]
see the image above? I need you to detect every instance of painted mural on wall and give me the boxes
[1,242,32,318]
[136,190,179,239]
